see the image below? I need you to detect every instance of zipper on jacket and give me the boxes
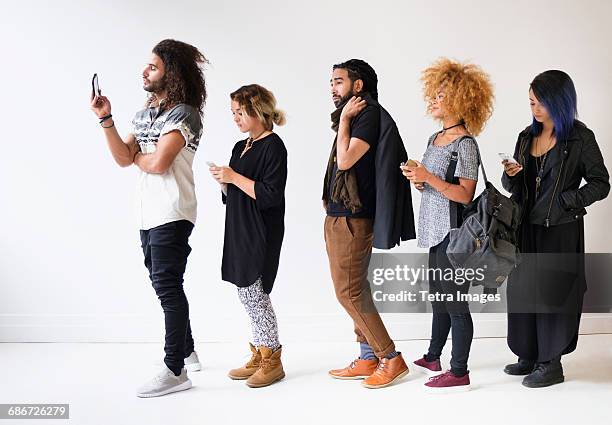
[544,143,567,227]
[519,137,529,222]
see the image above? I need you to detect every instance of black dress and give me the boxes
[221,133,288,294]
[507,153,586,362]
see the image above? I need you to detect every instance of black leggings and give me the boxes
[426,234,473,377]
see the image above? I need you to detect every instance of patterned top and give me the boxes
[131,103,202,230]
[417,133,480,248]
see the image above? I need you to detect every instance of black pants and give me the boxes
[507,219,585,363]
[426,235,473,377]
[140,220,195,375]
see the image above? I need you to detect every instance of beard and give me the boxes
[144,77,166,94]
[333,83,356,108]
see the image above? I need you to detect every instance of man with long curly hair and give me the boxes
[90,39,208,397]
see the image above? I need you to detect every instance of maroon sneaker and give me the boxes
[413,355,442,375]
[424,370,470,393]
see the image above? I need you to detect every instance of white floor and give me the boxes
[2,335,612,425]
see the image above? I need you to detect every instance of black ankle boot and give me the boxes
[522,357,564,388]
[504,358,535,376]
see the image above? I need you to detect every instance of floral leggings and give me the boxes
[237,277,281,351]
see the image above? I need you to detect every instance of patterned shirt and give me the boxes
[131,103,202,230]
[417,133,479,248]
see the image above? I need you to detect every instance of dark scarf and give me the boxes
[322,95,368,213]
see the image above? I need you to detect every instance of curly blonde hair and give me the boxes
[421,58,494,136]
[230,84,286,131]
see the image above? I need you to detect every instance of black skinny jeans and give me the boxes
[426,234,473,377]
[140,219,195,376]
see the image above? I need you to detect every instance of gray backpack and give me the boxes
[444,137,521,288]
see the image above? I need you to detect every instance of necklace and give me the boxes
[241,130,269,157]
[534,134,554,195]
[440,121,464,135]
[434,121,466,146]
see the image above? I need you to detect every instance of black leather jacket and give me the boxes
[501,121,610,227]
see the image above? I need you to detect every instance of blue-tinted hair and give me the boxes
[529,70,578,141]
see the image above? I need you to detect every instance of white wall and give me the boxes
[1,0,611,342]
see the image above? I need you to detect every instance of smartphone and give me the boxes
[206,161,217,167]
[498,153,518,164]
[91,73,101,98]
[400,159,418,168]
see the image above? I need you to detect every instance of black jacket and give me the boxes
[372,100,416,248]
[501,121,609,227]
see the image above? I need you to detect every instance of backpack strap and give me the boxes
[429,133,488,229]
[445,150,462,228]
[445,135,485,228]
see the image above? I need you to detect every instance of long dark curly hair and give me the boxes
[148,39,208,114]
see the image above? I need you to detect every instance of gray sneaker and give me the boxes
[154,351,202,372]
[136,366,192,398]
[184,351,202,372]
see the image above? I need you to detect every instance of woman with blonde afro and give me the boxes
[401,58,494,393]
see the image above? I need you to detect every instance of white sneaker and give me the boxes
[155,351,202,372]
[184,351,202,372]
[136,366,192,398]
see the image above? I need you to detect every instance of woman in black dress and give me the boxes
[502,70,609,388]
[209,84,288,388]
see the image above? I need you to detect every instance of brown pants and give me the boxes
[324,216,396,358]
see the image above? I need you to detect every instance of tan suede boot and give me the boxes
[228,343,261,380]
[246,346,285,388]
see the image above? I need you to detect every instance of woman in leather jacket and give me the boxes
[501,70,609,388]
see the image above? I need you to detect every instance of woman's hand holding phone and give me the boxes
[207,162,219,180]
[208,161,229,194]
[499,152,523,177]
[502,159,523,177]
[401,159,430,189]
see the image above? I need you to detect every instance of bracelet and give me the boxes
[99,114,112,123]
[101,122,115,129]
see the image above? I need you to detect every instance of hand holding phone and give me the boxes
[400,159,426,185]
[498,152,518,164]
[500,153,523,177]
[89,73,112,119]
